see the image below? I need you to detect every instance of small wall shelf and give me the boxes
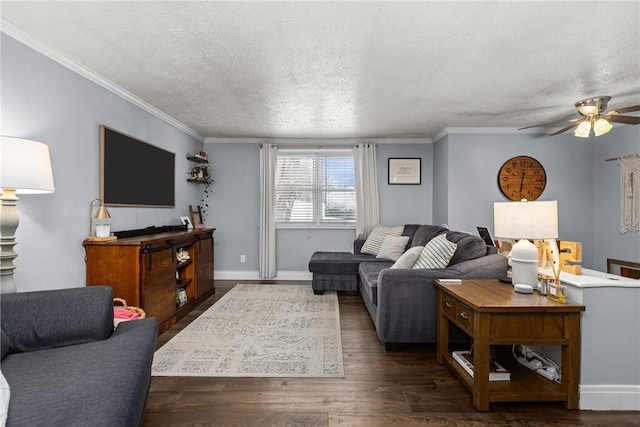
[187,155,211,183]
[187,155,208,164]
[187,178,211,184]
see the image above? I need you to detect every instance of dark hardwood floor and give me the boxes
[143,281,639,426]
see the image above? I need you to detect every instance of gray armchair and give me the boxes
[1,286,157,427]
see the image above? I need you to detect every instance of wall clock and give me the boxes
[497,156,547,201]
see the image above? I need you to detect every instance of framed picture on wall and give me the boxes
[388,158,421,185]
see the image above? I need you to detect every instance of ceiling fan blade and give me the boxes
[608,105,640,115]
[549,122,580,136]
[518,118,578,131]
[605,115,640,125]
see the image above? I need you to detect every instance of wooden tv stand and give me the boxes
[84,228,215,333]
[434,279,585,411]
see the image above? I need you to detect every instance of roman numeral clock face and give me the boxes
[498,156,547,201]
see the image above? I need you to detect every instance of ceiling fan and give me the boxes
[519,96,640,137]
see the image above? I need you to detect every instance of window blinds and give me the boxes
[276,150,355,225]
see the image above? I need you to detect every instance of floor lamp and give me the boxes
[0,137,55,293]
[494,200,558,292]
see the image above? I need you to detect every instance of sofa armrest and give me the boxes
[353,239,366,254]
[1,286,114,355]
[374,254,508,343]
[446,253,509,278]
[377,253,508,291]
[375,268,448,343]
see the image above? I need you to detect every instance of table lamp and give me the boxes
[0,136,55,293]
[494,200,558,292]
[89,198,112,238]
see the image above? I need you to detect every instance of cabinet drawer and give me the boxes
[455,301,474,335]
[442,294,456,316]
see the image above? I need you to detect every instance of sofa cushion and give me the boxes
[309,252,381,275]
[390,246,423,269]
[1,329,9,360]
[445,231,488,265]
[361,225,405,256]
[359,261,393,305]
[402,224,421,245]
[413,234,457,269]
[1,287,114,355]
[1,319,157,427]
[410,225,449,247]
[376,236,410,261]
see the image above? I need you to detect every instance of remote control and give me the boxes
[438,279,462,284]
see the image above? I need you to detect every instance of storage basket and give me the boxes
[113,297,146,318]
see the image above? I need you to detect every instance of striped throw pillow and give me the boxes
[412,234,457,269]
[360,225,405,256]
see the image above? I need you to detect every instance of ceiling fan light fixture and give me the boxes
[574,120,592,138]
[593,118,613,136]
[576,105,599,116]
[575,96,611,117]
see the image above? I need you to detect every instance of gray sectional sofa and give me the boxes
[1,286,157,427]
[309,224,508,349]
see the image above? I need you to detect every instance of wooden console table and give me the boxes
[434,279,585,411]
[84,228,215,333]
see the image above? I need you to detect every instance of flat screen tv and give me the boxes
[100,125,175,207]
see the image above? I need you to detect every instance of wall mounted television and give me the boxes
[100,125,175,207]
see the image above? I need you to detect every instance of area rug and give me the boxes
[151,284,344,377]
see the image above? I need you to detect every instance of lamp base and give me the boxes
[0,189,19,294]
[510,239,539,289]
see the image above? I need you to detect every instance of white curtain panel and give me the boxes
[354,142,379,239]
[620,156,640,233]
[259,143,278,278]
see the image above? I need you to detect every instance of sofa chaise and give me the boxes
[1,286,157,427]
[309,224,508,349]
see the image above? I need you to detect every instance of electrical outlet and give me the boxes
[240,254,246,263]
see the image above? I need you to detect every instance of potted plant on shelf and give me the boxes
[189,165,211,183]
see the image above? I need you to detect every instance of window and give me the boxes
[276,149,355,226]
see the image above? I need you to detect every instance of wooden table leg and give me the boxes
[562,312,582,409]
[473,312,491,411]
[436,290,449,364]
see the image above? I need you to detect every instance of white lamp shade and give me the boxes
[494,200,558,240]
[0,137,55,193]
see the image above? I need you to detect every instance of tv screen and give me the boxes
[100,125,175,207]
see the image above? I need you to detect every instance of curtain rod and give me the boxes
[605,153,640,162]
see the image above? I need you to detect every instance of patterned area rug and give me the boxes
[152,284,344,377]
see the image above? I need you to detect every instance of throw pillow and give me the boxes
[360,224,405,256]
[0,369,8,426]
[390,246,424,269]
[376,236,410,261]
[413,234,458,269]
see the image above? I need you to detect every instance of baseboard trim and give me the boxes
[579,385,640,410]
[214,270,313,281]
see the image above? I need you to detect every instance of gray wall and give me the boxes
[432,134,449,227]
[204,142,433,277]
[434,131,598,268]
[1,34,203,292]
[4,31,638,288]
[594,125,640,271]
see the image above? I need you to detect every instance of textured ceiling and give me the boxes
[2,1,640,140]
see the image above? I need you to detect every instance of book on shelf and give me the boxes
[452,350,510,381]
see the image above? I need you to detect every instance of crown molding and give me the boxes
[1,19,204,142]
[205,137,432,144]
[432,126,557,142]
